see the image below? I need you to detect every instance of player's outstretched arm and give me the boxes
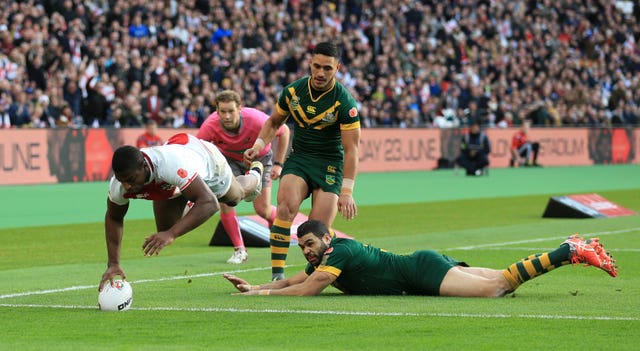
[142,176,219,256]
[239,271,336,296]
[101,199,129,291]
[244,110,288,166]
[224,271,309,293]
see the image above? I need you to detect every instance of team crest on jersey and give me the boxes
[326,165,336,173]
[349,107,358,118]
[325,174,336,185]
[177,168,188,178]
[290,96,300,109]
[322,112,337,123]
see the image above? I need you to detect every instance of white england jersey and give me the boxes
[109,133,233,205]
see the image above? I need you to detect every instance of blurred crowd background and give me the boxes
[0,0,639,130]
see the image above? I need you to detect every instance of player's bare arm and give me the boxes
[238,270,336,296]
[338,127,360,220]
[223,271,308,292]
[244,110,288,165]
[100,199,129,291]
[270,123,290,180]
[142,176,219,256]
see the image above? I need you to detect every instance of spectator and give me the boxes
[455,120,491,176]
[140,84,164,125]
[136,119,163,148]
[510,119,541,167]
[0,0,638,132]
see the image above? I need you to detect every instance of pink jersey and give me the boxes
[197,107,285,162]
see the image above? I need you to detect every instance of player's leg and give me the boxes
[153,197,189,231]
[219,163,263,206]
[219,202,247,264]
[308,189,339,228]
[270,173,308,280]
[502,235,617,291]
[440,266,512,297]
[253,184,276,228]
[252,159,276,228]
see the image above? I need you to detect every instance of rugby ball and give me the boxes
[98,280,133,311]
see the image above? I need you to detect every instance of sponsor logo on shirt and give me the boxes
[306,105,316,114]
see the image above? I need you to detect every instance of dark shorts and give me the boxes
[409,250,467,296]
[226,150,273,188]
[281,152,343,196]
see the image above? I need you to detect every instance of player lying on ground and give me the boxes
[224,219,617,296]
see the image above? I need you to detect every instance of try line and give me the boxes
[0,303,637,321]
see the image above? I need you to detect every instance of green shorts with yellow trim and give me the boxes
[281,152,343,196]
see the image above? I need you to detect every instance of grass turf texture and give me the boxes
[1,165,639,350]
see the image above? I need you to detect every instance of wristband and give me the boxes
[341,178,354,195]
[253,138,266,151]
[273,161,283,167]
[258,289,271,295]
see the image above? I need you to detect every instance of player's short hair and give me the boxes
[296,219,330,239]
[112,145,144,173]
[312,41,340,61]
[215,90,242,107]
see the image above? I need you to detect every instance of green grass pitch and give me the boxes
[1,165,639,350]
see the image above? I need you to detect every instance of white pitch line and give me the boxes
[449,227,639,250]
[0,303,637,321]
[0,266,275,300]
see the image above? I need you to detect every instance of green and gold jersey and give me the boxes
[305,238,416,295]
[276,76,360,161]
[304,238,463,296]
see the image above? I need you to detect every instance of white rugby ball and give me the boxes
[98,280,133,311]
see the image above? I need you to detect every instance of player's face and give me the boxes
[217,101,241,131]
[115,163,148,193]
[309,54,339,91]
[298,233,330,266]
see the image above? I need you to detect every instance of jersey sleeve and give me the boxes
[314,242,354,277]
[275,86,292,117]
[337,89,360,131]
[107,176,129,205]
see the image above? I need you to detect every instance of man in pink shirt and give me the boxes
[197,90,290,264]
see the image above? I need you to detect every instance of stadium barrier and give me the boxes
[1,127,638,185]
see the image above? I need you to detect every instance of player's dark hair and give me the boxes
[112,145,144,173]
[312,41,340,60]
[296,219,329,239]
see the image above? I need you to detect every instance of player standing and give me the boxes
[244,41,361,280]
[197,90,290,264]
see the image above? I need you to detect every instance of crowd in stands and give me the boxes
[0,0,639,130]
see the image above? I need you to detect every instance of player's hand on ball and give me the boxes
[99,265,126,292]
[142,231,175,256]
